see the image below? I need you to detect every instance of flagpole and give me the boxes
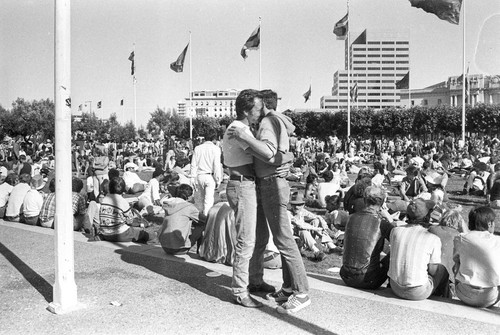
[259,17,262,90]
[189,31,193,140]
[133,43,137,129]
[347,0,351,138]
[461,0,466,143]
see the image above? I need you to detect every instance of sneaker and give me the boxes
[314,251,326,261]
[276,294,311,314]
[248,282,276,293]
[266,288,293,302]
[234,295,263,308]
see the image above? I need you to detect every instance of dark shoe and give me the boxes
[248,282,276,293]
[235,295,263,308]
[266,289,293,302]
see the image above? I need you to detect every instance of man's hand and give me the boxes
[276,163,291,178]
[226,126,249,141]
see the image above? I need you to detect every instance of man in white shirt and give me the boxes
[189,132,222,219]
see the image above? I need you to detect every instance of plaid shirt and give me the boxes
[72,192,86,215]
[39,192,56,222]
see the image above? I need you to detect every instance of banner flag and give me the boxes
[170,43,189,73]
[396,72,410,89]
[241,25,260,59]
[303,85,311,102]
[128,51,135,75]
[409,0,463,25]
[333,13,348,40]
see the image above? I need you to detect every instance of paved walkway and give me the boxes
[0,220,499,335]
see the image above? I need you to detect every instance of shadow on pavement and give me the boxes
[116,246,339,335]
[0,241,53,303]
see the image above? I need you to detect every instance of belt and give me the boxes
[229,175,255,182]
[259,174,282,181]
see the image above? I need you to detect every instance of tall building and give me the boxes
[399,74,500,107]
[321,30,410,110]
[184,89,239,118]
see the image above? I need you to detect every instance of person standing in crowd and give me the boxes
[340,186,396,289]
[228,89,310,314]
[189,130,222,220]
[453,207,500,308]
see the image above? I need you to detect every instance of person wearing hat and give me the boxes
[137,167,167,215]
[340,186,397,290]
[122,161,147,194]
[288,192,335,262]
[20,174,46,225]
[388,198,450,301]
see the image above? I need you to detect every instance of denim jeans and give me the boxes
[257,176,309,294]
[226,180,259,298]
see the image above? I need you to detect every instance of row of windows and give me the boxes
[355,47,409,51]
[194,101,234,106]
[365,41,408,45]
[193,92,233,97]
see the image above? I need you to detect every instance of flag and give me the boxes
[333,13,348,40]
[241,25,260,59]
[396,72,410,89]
[303,85,311,102]
[65,97,71,108]
[120,99,124,106]
[458,66,470,99]
[409,0,463,25]
[170,43,189,73]
[128,51,135,75]
[78,104,82,111]
[97,101,102,109]
[350,82,358,102]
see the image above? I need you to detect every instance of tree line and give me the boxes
[1,98,499,143]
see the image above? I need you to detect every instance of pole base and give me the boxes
[47,302,86,315]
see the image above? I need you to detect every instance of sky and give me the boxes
[1,0,499,127]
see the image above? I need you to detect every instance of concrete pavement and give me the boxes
[0,220,499,335]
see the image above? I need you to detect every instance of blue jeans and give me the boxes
[257,176,309,294]
[226,180,259,298]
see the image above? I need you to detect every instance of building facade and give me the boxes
[183,89,239,118]
[321,30,410,110]
[399,74,500,107]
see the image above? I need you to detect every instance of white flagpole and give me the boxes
[133,43,137,129]
[347,0,351,138]
[189,31,193,140]
[259,17,262,90]
[49,0,80,314]
[461,0,466,143]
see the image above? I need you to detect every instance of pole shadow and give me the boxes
[0,242,53,302]
[116,246,338,335]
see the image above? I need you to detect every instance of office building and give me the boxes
[183,89,239,118]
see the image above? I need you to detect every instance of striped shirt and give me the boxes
[388,225,442,287]
[99,194,134,236]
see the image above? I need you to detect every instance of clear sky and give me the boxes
[1,0,499,127]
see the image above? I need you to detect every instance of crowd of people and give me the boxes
[1,89,500,314]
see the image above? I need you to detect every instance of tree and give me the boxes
[7,98,55,140]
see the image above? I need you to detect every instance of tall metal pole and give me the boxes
[133,43,137,129]
[461,0,466,143]
[48,0,79,314]
[189,31,193,140]
[347,0,351,138]
[259,16,262,90]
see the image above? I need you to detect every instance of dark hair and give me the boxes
[49,178,56,193]
[260,89,278,111]
[373,161,384,174]
[353,177,372,198]
[4,173,18,186]
[109,177,126,195]
[306,174,318,184]
[405,165,419,176]
[108,168,120,180]
[422,160,431,170]
[175,183,193,200]
[19,173,31,184]
[235,89,261,119]
[468,206,496,231]
[323,170,334,182]
[71,177,84,193]
[152,168,165,179]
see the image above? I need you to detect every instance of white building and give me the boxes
[184,89,239,118]
[321,29,410,110]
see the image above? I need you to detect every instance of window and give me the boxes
[353,47,365,51]
[368,80,380,83]
[396,61,409,64]
[353,67,366,70]
[396,48,409,51]
[353,61,365,64]
[437,99,442,105]
[368,67,380,70]
[382,54,393,57]
[368,48,380,51]
[396,54,408,57]
[382,48,395,51]
[382,41,394,44]
[367,54,379,57]
[396,41,409,44]
[422,99,428,106]
[382,61,394,64]
[382,67,395,70]
[396,67,409,71]
[368,41,380,44]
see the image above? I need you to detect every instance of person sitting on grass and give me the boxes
[137,167,167,215]
[317,170,341,208]
[158,184,204,255]
[340,186,397,290]
[71,177,87,231]
[99,177,154,243]
[0,173,18,219]
[122,162,147,194]
[287,192,336,261]
[5,173,31,222]
[399,165,428,202]
[453,206,500,308]
[463,162,490,196]
[304,173,321,208]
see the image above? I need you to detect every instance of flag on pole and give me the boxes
[409,0,463,25]
[120,99,124,106]
[457,65,470,99]
[333,13,348,40]
[128,51,135,75]
[303,85,312,102]
[170,43,189,73]
[97,101,102,109]
[241,25,260,59]
[350,82,358,102]
[396,72,410,89]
